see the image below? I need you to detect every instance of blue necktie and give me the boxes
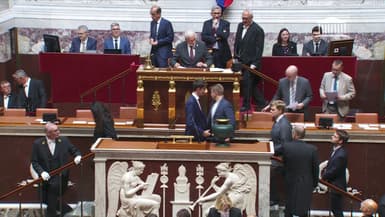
[333,76,338,91]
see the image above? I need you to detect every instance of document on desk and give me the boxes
[142,173,159,196]
[325,92,338,101]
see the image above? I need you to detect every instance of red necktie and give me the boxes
[189,46,194,60]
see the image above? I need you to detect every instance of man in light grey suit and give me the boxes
[171,30,213,68]
[319,59,356,118]
[263,65,313,120]
[302,26,328,56]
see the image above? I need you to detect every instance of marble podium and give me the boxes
[91,139,274,217]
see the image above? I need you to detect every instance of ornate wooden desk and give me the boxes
[136,68,241,128]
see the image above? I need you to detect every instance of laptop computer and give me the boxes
[104,49,122,54]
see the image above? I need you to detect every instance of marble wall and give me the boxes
[0,0,384,62]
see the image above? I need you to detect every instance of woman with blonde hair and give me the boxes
[208,194,242,217]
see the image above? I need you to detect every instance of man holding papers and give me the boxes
[319,60,356,118]
[263,65,313,120]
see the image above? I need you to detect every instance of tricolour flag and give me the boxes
[216,0,234,9]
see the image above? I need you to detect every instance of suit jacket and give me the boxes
[283,140,319,216]
[69,37,97,53]
[272,41,298,56]
[271,76,313,113]
[302,39,328,56]
[185,95,208,142]
[319,72,356,117]
[201,18,232,66]
[207,98,236,130]
[31,136,81,187]
[150,18,174,66]
[234,22,264,69]
[322,146,347,190]
[171,40,213,68]
[207,207,242,217]
[17,78,47,112]
[271,115,292,156]
[0,93,19,109]
[103,36,131,54]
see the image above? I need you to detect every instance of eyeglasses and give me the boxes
[112,28,120,31]
[212,12,221,14]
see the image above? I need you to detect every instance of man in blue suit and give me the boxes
[149,5,174,67]
[207,83,236,141]
[69,25,97,53]
[201,6,232,68]
[322,129,349,217]
[185,80,210,142]
[103,23,131,54]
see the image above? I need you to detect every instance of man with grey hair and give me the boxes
[0,80,19,109]
[263,65,313,120]
[201,6,231,68]
[103,22,131,54]
[31,122,81,217]
[13,69,47,113]
[282,125,319,217]
[149,5,174,67]
[171,30,213,68]
[69,25,97,53]
[234,9,266,112]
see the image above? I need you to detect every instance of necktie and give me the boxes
[81,41,86,52]
[189,46,194,60]
[114,39,118,49]
[289,80,296,104]
[155,22,159,38]
[333,76,338,91]
[315,42,319,53]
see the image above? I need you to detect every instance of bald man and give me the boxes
[31,123,82,217]
[360,199,378,217]
[263,65,313,120]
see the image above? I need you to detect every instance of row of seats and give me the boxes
[250,112,379,125]
[3,107,137,119]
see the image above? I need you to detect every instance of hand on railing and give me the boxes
[41,171,50,181]
[74,155,82,165]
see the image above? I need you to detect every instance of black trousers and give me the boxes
[41,176,72,217]
[330,192,344,217]
[241,70,266,109]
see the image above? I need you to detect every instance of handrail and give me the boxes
[79,63,136,101]
[271,155,363,202]
[0,152,95,201]
[242,64,279,86]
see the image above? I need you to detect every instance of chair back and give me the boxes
[35,108,59,117]
[355,113,378,124]
[315,113,338,126]
[76,109,93,119]
[119,107,137,119]
[4,108,26,116]
[247,112,273,128]
[285,112,304,123]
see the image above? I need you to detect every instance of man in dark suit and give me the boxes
[31,122,82,217]
[185,79,210,142]
[283,125,319,217]
[13,69,47,113]
[0,80,19,109]
[322,129,349,217]
[103,22,131,54]
[149,5,174,67]
[69,25,97,53]
[171,30,213,68]
[302,26,328,56]
[270,100,293,206]
[263,65,313,120]
[234,9,266,112]
[201,6,231,69]
[207,83,236,141]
